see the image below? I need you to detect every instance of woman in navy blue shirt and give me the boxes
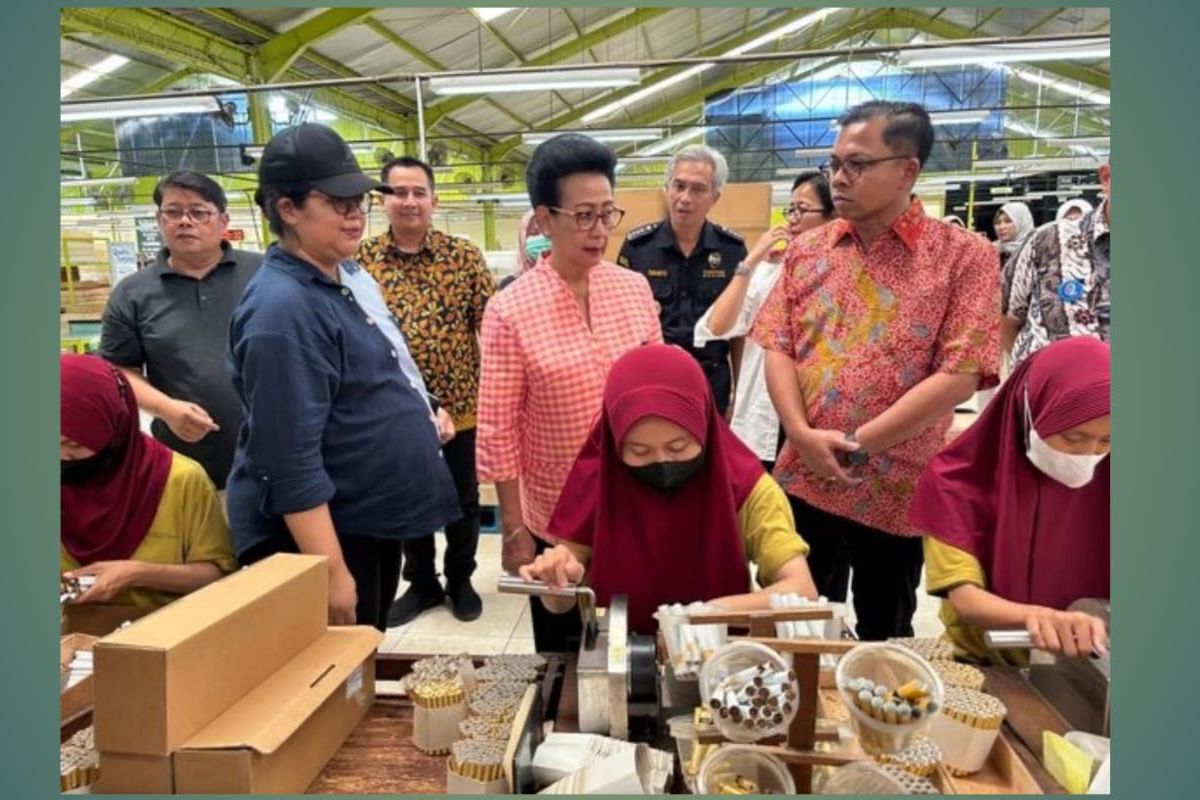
[227,123,460,630]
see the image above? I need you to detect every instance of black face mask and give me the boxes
[628,451,706,495]
[61,448,118,485]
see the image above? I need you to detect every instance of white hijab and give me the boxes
[996,202,1035,257]
[1055,199,1094,223]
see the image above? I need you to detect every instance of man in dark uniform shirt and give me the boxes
[617,144,747,414]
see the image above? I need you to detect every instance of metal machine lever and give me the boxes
[497,576,599,648]
[984,630,1034,649]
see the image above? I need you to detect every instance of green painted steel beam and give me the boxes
[257,8,373,82]
[363,18,533,131]
[894,9,1109,90]
[1022,8,1066,36]
[425,8,669,126]
[141,67,195,94]
[486,7,827,161]
[968,8,1007,34]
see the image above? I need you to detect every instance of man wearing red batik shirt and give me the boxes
[753,101,1000,640]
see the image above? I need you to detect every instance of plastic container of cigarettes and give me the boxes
[447,738,508,793]
[696,744,796,795]
[409,679,467,755]
[668,715,717,793]
[928,687,1007,776]
[818,760,908,794]
[930,659,985,691]
[655,602,727,679]
[875,735,942,777]
[834,643,944,756]
[699,641,799,743]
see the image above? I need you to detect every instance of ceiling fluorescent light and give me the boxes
[1046,135,1110,147]
[795,147,833,157]
[898,38,1109,68]
[920,172,1010,184]
[61,54,131,100]
[60,197,98,207]
[474,8,516,23]
[976,156,1102,171]
[62,95,222,122]
[583,9,838,124]
[990,186,1015,195]
[242,143,377,160]
[429,68,640,95]
[61,177,137,188]
[1008,67,1110,105]
[634,126,708,156]
[929,109,990,125]
[523,128,662,146]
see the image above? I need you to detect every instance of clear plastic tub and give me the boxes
[699,641,799,743]
[818,760,907,794]
[668,715,717,793]
[834,642,944,756]
[696,744,796,795]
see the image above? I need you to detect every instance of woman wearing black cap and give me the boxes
[226,123,461,630]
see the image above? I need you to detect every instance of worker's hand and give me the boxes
[328,563,359,626]
[162,399,219,443]
[66,561,142,603]
[1024,606,1109,659]
[747,225,792,266]
[788,428,861,487]
[519,545,584,590]
[501,524,537,576]
[435,408,456,444]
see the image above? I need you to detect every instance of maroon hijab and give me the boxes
[548,345,763,633]
[909,337,1110,609]
[61,354,173,564]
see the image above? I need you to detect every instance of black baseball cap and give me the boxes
[258,123,390,197]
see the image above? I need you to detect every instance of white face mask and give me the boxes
[1025,387,1107,489]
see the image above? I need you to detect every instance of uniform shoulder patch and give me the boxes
[713,223,744,243]
[624,221,659,242]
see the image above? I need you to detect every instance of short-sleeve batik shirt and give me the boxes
[357,228,496,428]
[752,199,1000,537]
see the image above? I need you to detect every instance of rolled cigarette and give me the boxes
[873,684,889,698]
[883,701,899,724]
[871,696,885,720]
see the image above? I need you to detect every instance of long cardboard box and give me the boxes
[97,753,175,794]
[93,554,328,756]
[173,626,380,793]
[60,633,98,722]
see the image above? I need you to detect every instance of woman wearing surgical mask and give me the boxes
[515,209,551,274]
[909,337,1110,665]
[518,345,818,635]
[1055,198,1094,223]
[60,354,234,608]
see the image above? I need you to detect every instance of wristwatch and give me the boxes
[843,430,870,468]
[734,262,754,277]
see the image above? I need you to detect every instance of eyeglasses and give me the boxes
[783,204,821,220]
[819,155,913,182]
[158,207,218,224]
[311,191,375,218]
[548,205,626,231]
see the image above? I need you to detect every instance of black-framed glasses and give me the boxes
[548,205,626,231]
[311,191,375,218]
[820,155,913,182]
[158,207,218,224]
[783,204,821,220]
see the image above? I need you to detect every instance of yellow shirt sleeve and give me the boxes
[739,475,809,584]
[923,536,986,597]
[61,453,236,607]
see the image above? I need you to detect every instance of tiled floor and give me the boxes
[380,533,945,655]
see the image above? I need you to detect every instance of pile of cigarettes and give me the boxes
[60,575,95,605]
[656,602,725,678]
[458,715,512,741]
[474,662,538,685]
[879,763,941,794]
[712,774,772,795]
[705,662,798,738]
[875,736,943,777]
[939,687,1007,731]
[888,637,955,662]
[60,726,99,791]
[61,649,92,691]
[410,678,468,756]
[448,738,506,785]
[844,677,939,724]
[930,660,985,691]
[466,681,528,723]
[482,654,545,671]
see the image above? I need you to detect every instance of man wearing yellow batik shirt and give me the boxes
[357,156,496,624]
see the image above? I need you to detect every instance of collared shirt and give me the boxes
[618,219,747,409]
[1005,201,1111,366]
[694,258,785,462]
[476,257,663,535]
[99,242,262,488]
[357,228,496,429]
[752,199,1000,537]
[225,244,461,555]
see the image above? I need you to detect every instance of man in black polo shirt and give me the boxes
[100,170,262,492]
[617,144,747,414]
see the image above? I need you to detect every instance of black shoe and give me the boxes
[387,583,445,627]
[447,580,483,622]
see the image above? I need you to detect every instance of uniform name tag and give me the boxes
[647,269,670,278]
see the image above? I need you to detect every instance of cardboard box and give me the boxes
[61,633,98,722]
[61,603,156,637]
[97,752,174,794]
[93,554,328,756]
[173,626,380,794]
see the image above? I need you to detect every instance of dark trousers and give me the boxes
[239,532,402,632]
[401,427,479,588]
[788,495,924,641]
[701,359,733,416]
[529,537,584,653]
